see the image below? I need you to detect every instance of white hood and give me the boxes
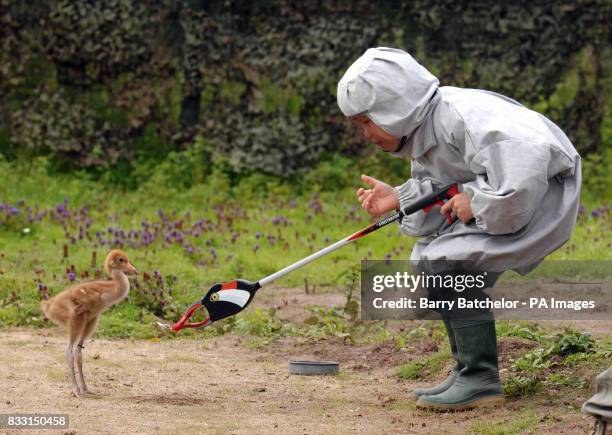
[337,47,439,140]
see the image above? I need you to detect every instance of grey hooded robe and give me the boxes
[337,47,581,274]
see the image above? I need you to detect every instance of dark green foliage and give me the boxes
[43,0,158,85]
[396,348,451,380]
[548,328,596,356]
[0,0,609,181]
[334,265,361,321]
[10,89,119,167]
[503,326,607,398]
[130,270,179,319]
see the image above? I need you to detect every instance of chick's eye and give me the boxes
[119,258,124,263]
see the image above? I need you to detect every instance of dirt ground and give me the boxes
[0,287,609,434]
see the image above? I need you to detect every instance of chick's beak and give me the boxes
[126,262,138,275]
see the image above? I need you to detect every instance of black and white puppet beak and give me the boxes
[201,279,261,322]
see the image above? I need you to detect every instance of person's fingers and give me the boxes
[357,188,367,201]
[363,196,374,213]
[440,197,455,215]
[361,174,378,188]
[459,209,471,223]
[453,206,467,222]
[358,189,372,202]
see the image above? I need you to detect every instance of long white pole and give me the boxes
[258,237,352,287]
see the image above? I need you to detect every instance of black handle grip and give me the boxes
[400,183,459,217]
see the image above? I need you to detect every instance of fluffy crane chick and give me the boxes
[41,249,137,397]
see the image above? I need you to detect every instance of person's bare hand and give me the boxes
[356,174,400,217]
[440,192,473,223]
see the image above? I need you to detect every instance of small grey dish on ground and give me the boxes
[289,360,339,376]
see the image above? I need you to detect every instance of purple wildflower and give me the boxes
[55,200,69,217]
[309,197,323,213]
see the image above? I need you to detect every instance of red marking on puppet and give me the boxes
[221,281,237,290]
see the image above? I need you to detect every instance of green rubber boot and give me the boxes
[412,319,464,398]
[416,319,504,410]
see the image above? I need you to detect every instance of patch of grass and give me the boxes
[563,350,612,367]
[193,306,302,346]
[301,305,355,341]
[503,326,610,399]
[503,375,542,397]
[508,328,600,375]
[396,348,451,380]
[0,303,47,328]
[496,321,547,342]
[232,307,296,338]
[397,360,426,380]
[545,372,585,388]
[470,407,539,434]
[511,348,554,372]
[385,397,417,412]
[394,323,444,351]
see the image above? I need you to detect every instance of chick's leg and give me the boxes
[68,314,87,396]
[75,342,87,394]
[76,317,99,396]
[66,342,80,397]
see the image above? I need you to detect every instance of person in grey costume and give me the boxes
[337,47,581,410]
